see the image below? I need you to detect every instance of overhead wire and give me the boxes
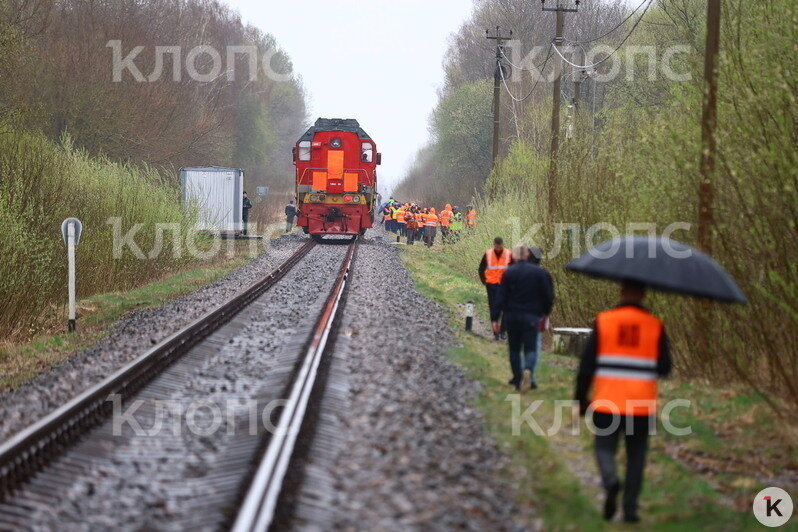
[564,0,650,44]
[550,0,655,70]
[498,44,554,103]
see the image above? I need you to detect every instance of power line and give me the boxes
[564,0,649,44]
[551,0,655,70]
[499,43,552,72]
[498,44,554,102]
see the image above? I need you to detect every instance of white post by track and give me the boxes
[61,218,83,333]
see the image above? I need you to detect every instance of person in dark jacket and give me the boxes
[525,246,553,386]
[242,192,253,235]
[285,200,298,233]
[574,280,671,523]
[493,244,555,391]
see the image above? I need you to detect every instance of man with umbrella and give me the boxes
[568,236,746,524]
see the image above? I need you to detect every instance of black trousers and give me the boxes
[485,283,506,334]
[505,312,539,385]
[593,412,653,516]
[242,211,250,235]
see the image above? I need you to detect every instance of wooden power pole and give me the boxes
[486,27,512,169]
[543,0,578,218]
[698,0,721,254]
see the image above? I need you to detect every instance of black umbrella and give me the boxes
[565,236,747,304]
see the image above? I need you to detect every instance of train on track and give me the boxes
[293,118,381,240]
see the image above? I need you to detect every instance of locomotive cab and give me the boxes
[294,118,380,238]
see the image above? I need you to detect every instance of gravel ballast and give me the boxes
[2,232,524,530]
[288,233,521,530]
[0,238,301,443]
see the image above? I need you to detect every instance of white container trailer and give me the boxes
[180,166,244,233]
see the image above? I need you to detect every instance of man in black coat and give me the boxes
[493,244,555,391]
[285,200,298,233]
[242,192,253,235]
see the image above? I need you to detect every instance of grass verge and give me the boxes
[402,243,797,531]
[0,243,254,392]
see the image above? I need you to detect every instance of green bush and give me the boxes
[0,129,196,337]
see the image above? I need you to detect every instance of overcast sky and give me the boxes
[227,0,475,194]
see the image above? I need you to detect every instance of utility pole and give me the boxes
[698,0,720,254]
[486,26,512,170]
[696,0,721,366]
[543,0,578,218]
[572,46,585,138]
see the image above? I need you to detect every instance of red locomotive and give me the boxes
[293,118,381,239]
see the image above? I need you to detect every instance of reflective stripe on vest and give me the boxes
[425,215,438,227]
[467,211,477,226]
[484,248,511,284]
[592,306,663,416]
[396,210,406,223]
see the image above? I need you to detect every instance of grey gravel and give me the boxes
[1,242,350,530]
[0,238,301,443]
[290,230,523,530]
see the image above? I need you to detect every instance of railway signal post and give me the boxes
[60,218,83,333]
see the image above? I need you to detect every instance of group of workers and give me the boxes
[381,199,477,246]
[480,236,670,524]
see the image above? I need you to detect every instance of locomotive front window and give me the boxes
[361,142,373,163]
[298,141,311,161]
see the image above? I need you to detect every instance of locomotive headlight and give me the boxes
[310,194,326,202]
[344,195,353,203]
[351,195,361,203]
[330,138,342,149]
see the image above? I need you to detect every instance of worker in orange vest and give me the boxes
[404,208,417,245]
[574,280,672,524]
[466,205,477,228]
[395,204,407,241]
[439,204,453,243]
[478,237,511,340]
[423,208,438,247]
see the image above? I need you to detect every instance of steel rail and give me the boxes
[232,237,358,532]
[0,240,317,499]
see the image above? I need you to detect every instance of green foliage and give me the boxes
[395,79,492,206]
[0,129,197,337]
[398,0,798,411]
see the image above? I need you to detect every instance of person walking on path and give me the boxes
[574,280,671,524]
[494,244,555,390]
[285,200,298,233]
[242,192,253,235]
[524,246,554,386]
[479,237,511,340]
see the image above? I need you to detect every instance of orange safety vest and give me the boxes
[484,248,511,284]
[439,210,452,227]
[592,306,663,416]
[466,210,477,227]
[383,209,391,221]
[424,214,438,227]
[396,209,406,224]
[406,213,417,229]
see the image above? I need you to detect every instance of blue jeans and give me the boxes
[505,312,539,385]
[524,333,543,381]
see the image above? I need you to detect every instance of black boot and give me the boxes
[603,481,621,521]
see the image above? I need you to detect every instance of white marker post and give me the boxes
[61,218,83,332]
[465,300,474,332]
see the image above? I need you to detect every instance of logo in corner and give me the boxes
[753,487,793,527]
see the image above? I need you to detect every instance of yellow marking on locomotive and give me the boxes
[302,193,365,205]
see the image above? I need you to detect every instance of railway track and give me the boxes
[0,237,358,529]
